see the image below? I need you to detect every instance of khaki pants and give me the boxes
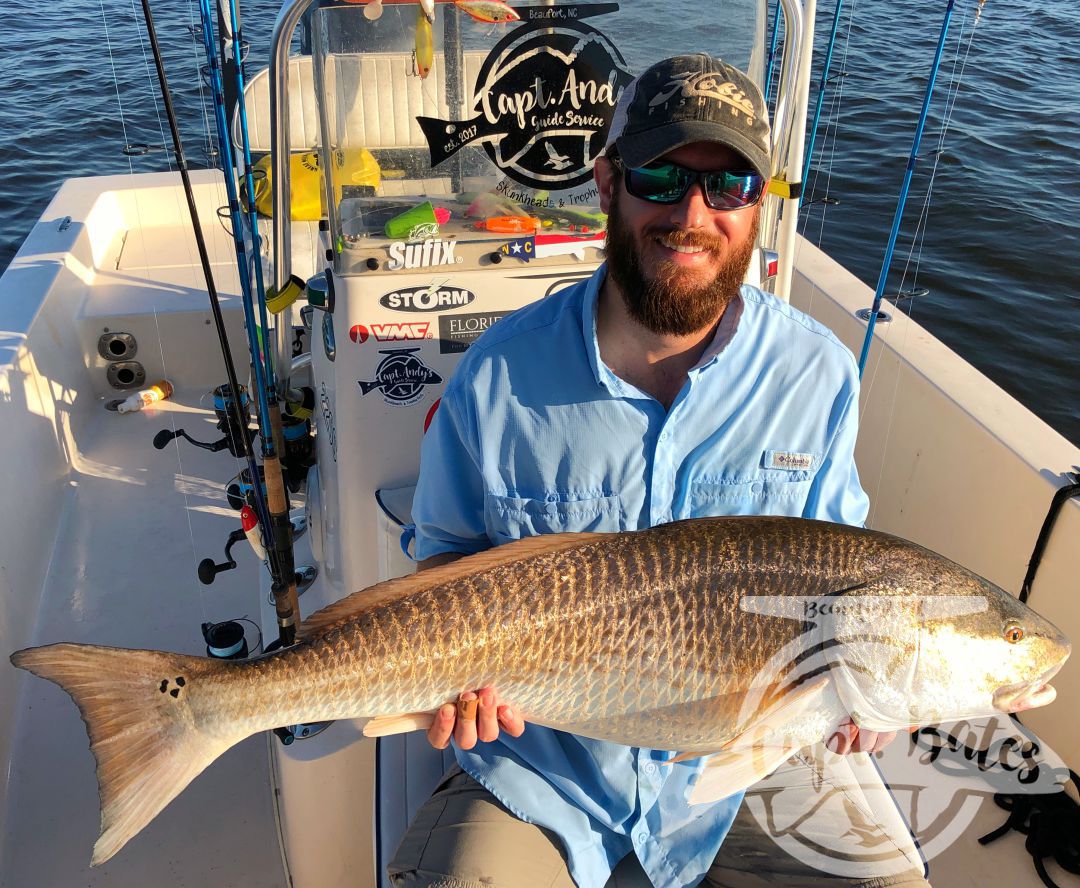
[388,748,931,888]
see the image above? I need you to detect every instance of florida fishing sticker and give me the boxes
[359,348,443,407]
[416,5,632,191]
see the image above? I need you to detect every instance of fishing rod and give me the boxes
[195,0,274,454]
[199,0,302,646]
[801,0,846,190]
[857,0,956,376]
[764,0,782,103]
[139,0,300,646]
[194,0,277,555]
[213,0,307,644]
[219,0,276,387]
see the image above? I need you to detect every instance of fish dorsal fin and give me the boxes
[296,531,605,642]
[680,676,830,804]
[363,711,437,737]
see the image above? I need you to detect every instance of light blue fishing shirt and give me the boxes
[412,265,869,888]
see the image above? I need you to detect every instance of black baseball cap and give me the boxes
[605,54,771,179]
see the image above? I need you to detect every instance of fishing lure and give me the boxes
[453,0,520,23]
[420,0,435,24]
[414,5,433,79]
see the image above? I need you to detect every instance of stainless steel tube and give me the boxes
[269,0,316,393]
[771,0,803,174]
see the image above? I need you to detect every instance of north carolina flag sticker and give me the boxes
[500,236,535,261]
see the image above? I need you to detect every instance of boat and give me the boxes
[1,0,1076,885]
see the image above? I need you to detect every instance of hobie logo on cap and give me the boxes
[648,72,757,119]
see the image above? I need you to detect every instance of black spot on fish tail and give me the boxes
[159,680,168,693]
[169,688,180,698]
[175,677,185,687]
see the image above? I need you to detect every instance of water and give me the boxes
[0,0,1076,444]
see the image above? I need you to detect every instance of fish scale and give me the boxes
[9,516,1070,864]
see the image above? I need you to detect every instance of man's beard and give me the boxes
[604,186,759,336]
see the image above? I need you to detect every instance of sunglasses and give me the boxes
[610,155,766,211]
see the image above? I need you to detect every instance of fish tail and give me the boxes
[10,642,237,866]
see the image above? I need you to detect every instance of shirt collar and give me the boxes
[581,266,747,391]
[581,264,620,393]
[690,288,745,373]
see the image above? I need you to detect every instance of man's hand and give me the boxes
[426,687,526,750]
[827,720,920,755]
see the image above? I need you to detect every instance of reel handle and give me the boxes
[197,528,246,585]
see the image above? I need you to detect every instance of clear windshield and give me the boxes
[308,0,767,276]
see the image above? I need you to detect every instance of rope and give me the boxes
[979,768,1080,886]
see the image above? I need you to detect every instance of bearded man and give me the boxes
[390,55,931,888]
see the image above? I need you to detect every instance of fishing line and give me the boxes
[137,0,279,594]
[791,0,857,320]
[195,0,304,644]
[99,0,222,632]
[865,0,981,529]
[99,0,136,164]
[869,2,978,340]
[127,0,173,169]
[193,0,278,506]
[803,0,855,255]
[186,0,218,164]
[223,0,275,387]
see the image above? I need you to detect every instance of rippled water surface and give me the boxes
[0,0,1076,442]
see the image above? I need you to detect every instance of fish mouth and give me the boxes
[992,662,1064,713]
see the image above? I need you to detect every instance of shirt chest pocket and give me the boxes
[485,492,623,543]
[688,476,813,518]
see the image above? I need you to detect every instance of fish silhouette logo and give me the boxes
[359,348,443,406]
[416,15,632,190]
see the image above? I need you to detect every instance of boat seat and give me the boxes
[234,51,485,283]
[234,51,486,155]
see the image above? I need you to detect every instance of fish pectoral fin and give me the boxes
[684,675,831,804]
[721,674,830,751]
[670,677,831,767]
[362,711,437,737]
[687,742,801,805]
[670,748,724,764]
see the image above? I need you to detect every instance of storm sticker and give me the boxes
[416,10,632,191]
[380,285,478,313]
[359,349,443,407]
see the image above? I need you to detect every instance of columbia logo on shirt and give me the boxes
[765,450,816,471]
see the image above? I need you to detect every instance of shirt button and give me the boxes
[634,831,647,846]
[659,431,670,442]
[643,762,657,775]
[751,482,763,494]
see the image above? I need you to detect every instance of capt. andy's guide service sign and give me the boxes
[417,4,632,193]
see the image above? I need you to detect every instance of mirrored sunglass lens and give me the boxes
[705,172,762,209]
[627,164,687,202]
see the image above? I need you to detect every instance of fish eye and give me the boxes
[1003,623,1024,644]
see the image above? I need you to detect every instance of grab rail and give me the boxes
[269,0,316,394]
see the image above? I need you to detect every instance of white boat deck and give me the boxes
[1,171,1077,887]
[0,394,1069,888]
[1,392,287,887]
